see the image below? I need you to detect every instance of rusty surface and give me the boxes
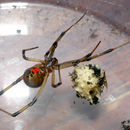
[0,2,129,130]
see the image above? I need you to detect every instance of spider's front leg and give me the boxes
[0,75,23,95]
[44,11,87,60]
[0,73,49,117]
[22,46,45,63]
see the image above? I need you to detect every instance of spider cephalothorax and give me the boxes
[0,11,129,117]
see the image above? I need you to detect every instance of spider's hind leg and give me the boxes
[54,42,130,70]
[54,41,101,69]
[85,42,130,61]
[0,73,49,117]
[0,75,23,96]
[51,66,62,88]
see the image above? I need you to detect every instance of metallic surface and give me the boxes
[0,1,129,130]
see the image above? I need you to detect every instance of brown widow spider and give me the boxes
[0,12,129,117]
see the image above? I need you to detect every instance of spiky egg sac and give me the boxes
[70,64,107,105]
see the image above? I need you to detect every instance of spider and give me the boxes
[0,12,129,117]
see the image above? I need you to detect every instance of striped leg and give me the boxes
[0,73,49,117]
[44,11,87,60]
[0,75,23,95]
[71,41,101,66]
[51,66,62,88]
[86,42,130,61]
[22,47,44,63]
[54,41,101,69]
[54,42,130,70]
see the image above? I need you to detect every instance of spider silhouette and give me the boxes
[0,12,129,117]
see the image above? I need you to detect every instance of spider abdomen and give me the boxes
[23,67,44,88]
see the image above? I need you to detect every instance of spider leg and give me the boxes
[85,42,130,61]
[0,73,49,117]
[51,66,62,88]
[54,42,130,69]
[22,46,45,63]
[0,75,23,95]
[72,41,101,66]
[54,41,101,69]
[44,11,87,60]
